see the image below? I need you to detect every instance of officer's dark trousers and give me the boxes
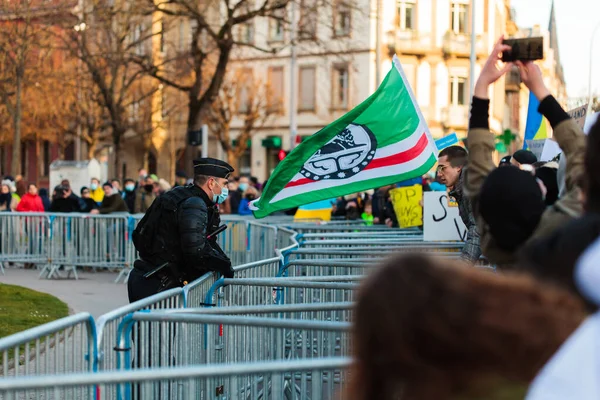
[127,267,162,303]
[126,268,176,399]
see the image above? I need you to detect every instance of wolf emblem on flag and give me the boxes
[300,124,377,181]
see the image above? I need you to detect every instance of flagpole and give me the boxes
[289,0,298,150]
[468,0,476,101]
[588,21,600,115]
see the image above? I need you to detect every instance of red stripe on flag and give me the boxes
[363,133,428,170]
[284,133,429,189]
[285,177,313,189]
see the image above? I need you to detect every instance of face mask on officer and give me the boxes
[210,178,229,204]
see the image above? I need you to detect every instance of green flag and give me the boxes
[250,56,438,218]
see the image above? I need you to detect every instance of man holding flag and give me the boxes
[250,56,439,218]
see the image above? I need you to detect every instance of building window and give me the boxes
[178,20,185,51]
[396,0,416,30]
[43,141,50,177]
[190,19,198,45]
[332,65,349,110]
[299,0,317,40]
[237,69,253,114]
[449,75,467,106]
[334,1,351,37]
[451,1,469,34]
[299,66,316,112]
[238,22,255,44]
[267,66,285,114]
[133,24,145,56]
[269,10,285,42]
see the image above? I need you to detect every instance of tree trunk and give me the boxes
[87,140,97,160]
[35,135,41,184]
[226,148,239,173]
[11,70,23,176]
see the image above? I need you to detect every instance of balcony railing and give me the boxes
[442,31,487,57]
[441,105,469,129]
[387,30,434,55]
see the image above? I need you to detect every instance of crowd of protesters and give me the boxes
[0,168,267,216]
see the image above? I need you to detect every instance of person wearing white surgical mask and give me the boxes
[127,157,236,303]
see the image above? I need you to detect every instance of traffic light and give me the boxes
[278,149,287,161]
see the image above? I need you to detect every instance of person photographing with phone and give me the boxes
[465,36,586,270]
[128,157,236,303]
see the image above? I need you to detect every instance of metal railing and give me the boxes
[0,357,352,400]
[0,313,96,381]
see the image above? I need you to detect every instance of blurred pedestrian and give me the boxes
[134,176,156,214]
[38,188,51,211]
[0,184,16,211]
[238,186,258,216]
[79,187,99,213]
[15,175,26,197]
[174,171,187,187]
[89,177,105,204]
[91,182,128,214]
[158,179,171,195]
[122,179,136,213]
[50,185,81,213]
[16,184,45,212]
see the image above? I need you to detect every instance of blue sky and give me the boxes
[512,0,600,98]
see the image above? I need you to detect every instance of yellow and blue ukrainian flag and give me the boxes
[523,91,548,149]
[294,199,336,221]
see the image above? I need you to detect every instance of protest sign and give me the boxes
[423,192,467,241]
[526,138,562,162]
[435,133,459,151]
[567,104,588,131]
[390,184,423,228]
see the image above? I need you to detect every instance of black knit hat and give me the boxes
[479,166,545,251]
[512,150,537,165]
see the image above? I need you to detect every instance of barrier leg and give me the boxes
[0,261,4,275]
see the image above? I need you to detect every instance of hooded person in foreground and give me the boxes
[465,37,585,269]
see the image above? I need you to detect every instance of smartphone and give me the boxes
[501,37,544,62]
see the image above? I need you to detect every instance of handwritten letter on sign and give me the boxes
[390,185,423,228]
[423,192,467,241]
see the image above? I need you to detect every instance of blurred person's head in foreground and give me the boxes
[350,253,584,400]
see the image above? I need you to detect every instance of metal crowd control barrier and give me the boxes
[94,288,183,375]
[247,221,277,263]
[43,213,130,280]
[0,358,351,400]
[279,259,378,278]
[182,258,281,309]
[115,312,351,400]
[0,313,96,385]
[0,213,50,270]
[205,278,358,309]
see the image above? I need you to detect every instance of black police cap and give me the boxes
[193,158,234,179]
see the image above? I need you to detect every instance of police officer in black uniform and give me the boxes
[128,157,235,303]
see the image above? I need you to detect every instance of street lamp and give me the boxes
[588,21,600,115]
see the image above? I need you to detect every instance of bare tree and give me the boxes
[0,0,66,174]
[57,0,160,177]
[206,70,278,172]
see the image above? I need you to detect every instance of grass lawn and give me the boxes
[0,283,69,339]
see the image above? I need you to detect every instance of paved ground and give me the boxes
[0,267,129,318]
